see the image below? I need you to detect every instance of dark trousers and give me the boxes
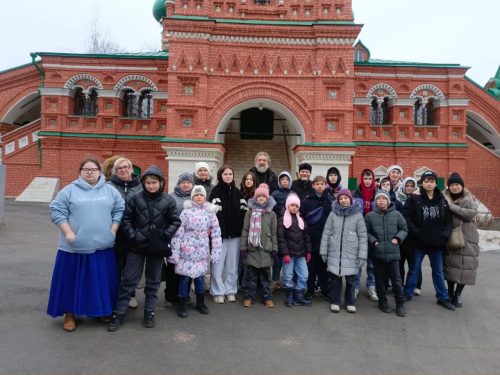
[328,272,356,306]
[114,252,163,314]
[272,256,282,282]
[373,258,405,306]
[163,261,180,303]
[115,246,136,298]
[307,253,330,295]
[400,243,422,289]
[243,265,272,302]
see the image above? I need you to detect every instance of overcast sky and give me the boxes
[1,0,498,85]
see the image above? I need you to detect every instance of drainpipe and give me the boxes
[30,53,45,166]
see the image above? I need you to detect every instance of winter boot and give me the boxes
[285,288,294,307]
[395,300,406,317]
[293,289,312,306]
[452,292,462,308]
[107,313,125,332]
[177,298,188,318]
[143,310,155,328]
[195,293,209,315]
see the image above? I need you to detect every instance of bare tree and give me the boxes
[85,15,124,54]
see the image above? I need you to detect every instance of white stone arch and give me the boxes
[214,98,306,144]
[118,86,138,99]
[114,75,158,92]
[466,111,500,154]
[64,74,103,90]
[1,92,41,124]
[366,83,397,99]
[373,165,388,180]
[410,84,445,100]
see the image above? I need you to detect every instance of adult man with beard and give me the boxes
[291,162,315,200]
[249,151,278,193]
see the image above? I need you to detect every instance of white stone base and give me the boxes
[15,177,60,203]
[163,146,224,193]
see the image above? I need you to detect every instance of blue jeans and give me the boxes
[179,275,204,298]
[355,257,376,289]
[282,256,308,290]
[405,249,448,301]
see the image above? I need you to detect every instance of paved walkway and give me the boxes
[1,200,499,375]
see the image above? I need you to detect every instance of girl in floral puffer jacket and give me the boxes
[170,185,222,318]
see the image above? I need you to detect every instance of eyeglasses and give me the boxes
[116,166,131,171]
[81,168,99,173]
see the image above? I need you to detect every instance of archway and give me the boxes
[215,98,306,182]
[1,92,41,125]
[467,111,500,155]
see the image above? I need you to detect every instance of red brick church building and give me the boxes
[1,0,499,215]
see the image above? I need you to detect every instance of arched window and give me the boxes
[123,89,138,118]
[138,90,153,119]
[74,88,98,116]
[370,97,390,125]
[354,48,364,63]
[122,89,154,118]
[414,98,436,126]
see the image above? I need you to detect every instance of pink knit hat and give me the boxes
[337,188,353,204]
[254,183,270,199]
[284,193,304,229]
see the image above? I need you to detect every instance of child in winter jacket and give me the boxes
[365,190,408,317]
[320,189,368,313]
[108,166,181,331]
[240,184,278,308]
[278,193,313,306]
[170,185,222,318]
[270,171,292,291]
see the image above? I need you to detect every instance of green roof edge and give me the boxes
[355,60,467,69]
[465,76,500,101]
[168,14,359,26]
[354,40,371,60]
[33,51,169,60]
[0,62,35,75]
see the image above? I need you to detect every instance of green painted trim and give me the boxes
[355,141,468,148]
[160,137,222,144]
[33,51,169,60]
[303,142,357,147]
[38,131,222,144]
[355,60,466,69]
[168,15,358,26]
[0,62,34,75]
[465,76,500,101]
[38,131,164,141]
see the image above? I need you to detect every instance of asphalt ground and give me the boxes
[1,199,499,375]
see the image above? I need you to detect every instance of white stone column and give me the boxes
[163,146,224,193]
[294,150,355,185]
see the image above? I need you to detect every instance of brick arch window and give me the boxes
[74,87,98,116]
[370,97,390,125]
[414,98,436,126]
[122,89,154,119]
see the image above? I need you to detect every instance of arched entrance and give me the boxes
[1,92,41,125]
[467,111,500,155]
[215,98,306,182]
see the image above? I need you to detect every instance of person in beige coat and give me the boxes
[444,173,480,308]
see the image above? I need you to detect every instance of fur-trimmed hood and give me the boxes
[247,196,277,211]
[331,200,363,217]
[183,199,220,213]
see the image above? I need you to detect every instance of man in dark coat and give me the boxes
[249,151,278,193]
[291,162,315,200]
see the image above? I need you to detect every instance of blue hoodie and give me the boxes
[50,174,125,254]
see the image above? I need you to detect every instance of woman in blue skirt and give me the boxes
[48,157,125,332]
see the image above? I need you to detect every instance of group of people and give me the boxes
[47,152,480,332]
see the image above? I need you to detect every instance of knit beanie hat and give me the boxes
[254,183,270,199]
[178,172,194,184]
[375,190,391,202]
[195,162,210,174]
[447,172,464,188]
[420,170,438,182]
[284,193,304,229]
[191,185,207,199]
[337,188,353,204]
[298,162,312,172]
[388,164,404,176]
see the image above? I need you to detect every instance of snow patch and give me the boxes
[479,230,500,252]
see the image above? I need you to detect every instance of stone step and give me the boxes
[15,177,60,203]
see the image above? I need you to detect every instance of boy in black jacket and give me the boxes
[108,166,181,331]
[402,170,454,311]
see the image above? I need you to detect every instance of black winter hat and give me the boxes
[447,172,464,188]
[420,170,437,182]
[298,162,312,172]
